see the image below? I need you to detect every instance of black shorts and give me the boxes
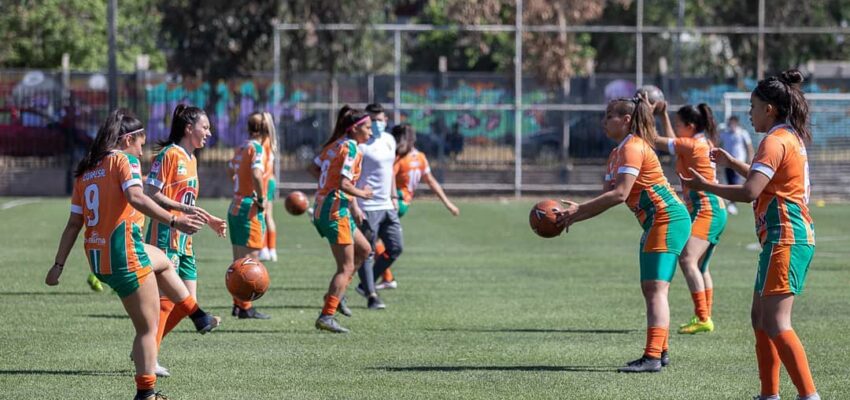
[725,168,742,185]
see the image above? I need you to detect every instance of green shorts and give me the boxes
[639,216,690,282]
[755,243,815,296]
[396,189,410,218]
[165,249,197,281]
[267,178,277,201]
[313,214,356,245]
[228,197,266,249]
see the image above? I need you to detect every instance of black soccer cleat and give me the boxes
[619,356,662,373]
[660,350,670,367]
[234,306,271,320]
[192,312,221,334]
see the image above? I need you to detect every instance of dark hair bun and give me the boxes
[778,69,804,86]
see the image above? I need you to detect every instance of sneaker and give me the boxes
[135,392,169,400]
[679,315,699,329]
[367,296,386,310]
[727,203,739,215]
[234,306,271,320]
[337,296,352,317]
[618,356,662,373]
[269,250,278,262]
[192,313,221,333]
[796,393,821,400]
[660,350,670,367]
[87,273,104,292]
[678,317,714,334]
[315,314,350,333]
[155,362,171,378]
[752,395,780,400]
[258,248,270,261]
[376,280,398,290]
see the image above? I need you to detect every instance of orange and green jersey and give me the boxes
[230,139,265,199]
[394,148,431,203]
[668,134,726,216]
[313,138,362,221]
[750,124,815,246]
[145,144,198,256]
[70,151,147,275]
[605,134,689,232]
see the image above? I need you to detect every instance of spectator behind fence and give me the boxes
[718,116,754,215]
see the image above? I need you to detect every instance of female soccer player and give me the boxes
[144,104,227,376]
[46,109,220,400]
[681,69,819,400]
[375,124,460,289]
[257,112,280,262]
[226,112,272,319]
[560,94,691,373]
[308,105,373,333]
[652,101,727,334]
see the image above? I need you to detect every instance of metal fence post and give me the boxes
[273,26,282,182]
[514,0,523,197]
[636,0,644,87]
[393,29,401,124]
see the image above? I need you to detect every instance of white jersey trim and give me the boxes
[618,166,640,177]
[751,163,775,179]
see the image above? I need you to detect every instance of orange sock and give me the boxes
[161,295,199,336]
[691,291,709,322]
[755,329,780,396]
[322,295,340,316]
[375,241,386,258]
[643,326,667,359]
[155,296,175,349]
[705,288,714,317]
[267,229,277,251]
[135,374,156,390]
[234,298,253,310]
[662,330,669,352]
[772,329,817,397]
[383,268,394,282]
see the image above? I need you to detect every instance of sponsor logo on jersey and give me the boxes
[177,161,187,176]
[151,160,161,174]
[85,231,107,246]
[82,168,106,182]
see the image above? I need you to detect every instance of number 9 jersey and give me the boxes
[70,151,150,277]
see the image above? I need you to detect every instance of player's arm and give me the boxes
[745,135,755,163]
[422,172,459,216]
[125,185,205,234]
[711,148,750,177]
[46,212,85,286]
[680,167,770,203]
[652,100,676,151]
[144,184,186,212]
[340,177,372,199]
[562,171,637,226]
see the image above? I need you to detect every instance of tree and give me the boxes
[0,0,165,71]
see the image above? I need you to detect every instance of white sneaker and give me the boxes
[796,393,820,400]
[727,203,739,215]
[258,248,270,261]
[376,280,398,290]
[269,250,278,262]
[155,362,171,377]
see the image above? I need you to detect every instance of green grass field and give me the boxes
[1,197,848,399]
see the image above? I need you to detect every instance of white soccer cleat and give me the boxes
[269,250,278,262]
[376,280,398,290]
[155,362,171,377]
[258,248,270,261]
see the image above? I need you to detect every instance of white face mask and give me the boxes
[372,120,387,136]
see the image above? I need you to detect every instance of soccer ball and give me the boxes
[529,199,565,238]
[635,85,665,104]
[284,191,309,215]
[225,257,270,302]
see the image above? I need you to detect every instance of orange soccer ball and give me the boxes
[225,257,270,302]
[529,199,566,238]
[284,191,309,215]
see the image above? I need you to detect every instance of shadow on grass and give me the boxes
[86,314,127,319]
[427,328,636,334]
[206,304,317,311]
[0,291,92,296]
[0,369,131,376]
[373,365,614,373]
[176,329,307,334]
[266,286,324,291]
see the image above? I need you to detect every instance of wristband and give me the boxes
[53,262,64,269]
[170,215,176,228]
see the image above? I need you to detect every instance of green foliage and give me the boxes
[0,0,165,71]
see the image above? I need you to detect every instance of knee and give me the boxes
[386,243,403,259]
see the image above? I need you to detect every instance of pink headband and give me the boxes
[119,128,144,137]
[346,116,370,133]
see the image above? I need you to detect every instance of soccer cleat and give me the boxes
[155,362,171,378]
[87,273,104,292]
[234,306,271,320]
[258,248,270,261]
[618,356,662,373]
[337,296,352,317]
[677,317,714,334]
[367,296,386,310]
[660,350,670,367]
[315,315,350,333]
[796,393,821,400]
[679,315,699,329]
[135,392,169,400]
[269,250,278,262]
[192,313,221,333]
[752,395,780,400]
[376,280,398,290]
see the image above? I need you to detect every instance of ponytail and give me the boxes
[753,69,811,144]
[676,103,718,145]
[610,97,658,148]
[75,108,144,177]
[324,105,368,147]
[263,112,278,153]
[159,104,206,149]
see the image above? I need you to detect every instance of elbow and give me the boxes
[743,190,759,203]
[612,190,628,204]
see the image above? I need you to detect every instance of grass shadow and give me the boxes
[86,314,127,319]
[206,304,317,311]
[0,369,131,376]
[374,365,614,373]
[0,291,92,296]
[427,328,636,334]
[176,329,308,335]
